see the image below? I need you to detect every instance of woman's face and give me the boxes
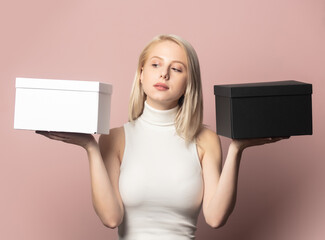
[140,40,188,110]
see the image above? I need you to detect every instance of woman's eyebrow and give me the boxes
[150,56,163,61]
[150,56,187,68]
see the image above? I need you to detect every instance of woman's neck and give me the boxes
[146,98,178,110]
[140,101,179,126]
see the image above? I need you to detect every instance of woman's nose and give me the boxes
[160,69,169,80]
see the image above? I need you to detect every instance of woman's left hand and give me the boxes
[36,131,97,151]
[231,136,290,152]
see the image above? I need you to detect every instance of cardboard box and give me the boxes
[14,77,113,134]
[214,80,312,139]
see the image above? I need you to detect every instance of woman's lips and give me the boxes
[154,83,169,91]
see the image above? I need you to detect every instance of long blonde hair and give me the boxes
[128,34,203,142]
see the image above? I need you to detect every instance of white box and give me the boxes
[14,77,113,134]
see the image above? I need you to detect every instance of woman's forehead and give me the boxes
[147,41,187,64]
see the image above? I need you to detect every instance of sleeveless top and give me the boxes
[118,102,204,240]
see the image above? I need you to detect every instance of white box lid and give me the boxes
[16,77,112,94]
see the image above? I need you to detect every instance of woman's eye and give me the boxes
[172,67,182,73]
[152,63,159,68]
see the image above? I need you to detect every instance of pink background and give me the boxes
[1,0,324,239]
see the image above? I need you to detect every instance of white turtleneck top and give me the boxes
[118,102,204,240]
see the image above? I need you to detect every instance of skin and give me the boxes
[36,40,288,229]
[140,40,188,110]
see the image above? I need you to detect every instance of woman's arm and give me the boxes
[95,128,125,228]
[200,137,241,229]
[197,128,286,229]
[36,129,125,228]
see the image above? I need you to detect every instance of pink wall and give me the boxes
[1,0,324,239]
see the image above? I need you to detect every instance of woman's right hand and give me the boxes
[35,131,97,151]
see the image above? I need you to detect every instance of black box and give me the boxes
[214,81,313,139]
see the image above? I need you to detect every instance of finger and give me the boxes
[35,131,51,138]
[267,137,289,143]
[35,130,49,135]
[48,132,71,139]
[50,132,91,140]
[36,131,70,142]
[268,137,280,141]
[281,136,290,139]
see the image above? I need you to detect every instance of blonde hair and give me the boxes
[128,34,203,142]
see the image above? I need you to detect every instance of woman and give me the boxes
[37,34,286,239]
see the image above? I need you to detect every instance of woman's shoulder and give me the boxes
[99,127,125,158]
[195,127,222,165]
[197,126,220,143]
[99,127,124,143]
[196,126,221,154]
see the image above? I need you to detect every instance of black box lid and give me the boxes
[214,80,312,98]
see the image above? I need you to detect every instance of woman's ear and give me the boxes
[140,67,144,83]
